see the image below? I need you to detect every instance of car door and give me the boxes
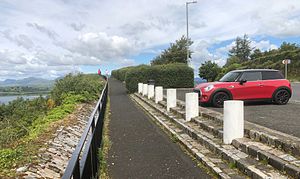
[231,71,264,100]
[261,71,285,98]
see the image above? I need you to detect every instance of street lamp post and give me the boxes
[186,1,197,64]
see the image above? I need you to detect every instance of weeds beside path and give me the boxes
[99,97,111,179]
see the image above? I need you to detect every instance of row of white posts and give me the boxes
[138,83,244,145]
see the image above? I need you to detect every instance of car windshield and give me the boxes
[219,72,240,82]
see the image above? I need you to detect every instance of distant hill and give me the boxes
[0,77,55,88]
[194,77,207,85]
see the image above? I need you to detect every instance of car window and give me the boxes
[262,71,284,80]
[240,72,262,81]
[219,72,241,82]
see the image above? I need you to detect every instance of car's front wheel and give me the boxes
[212,92,229,108]
[273,89,290,105]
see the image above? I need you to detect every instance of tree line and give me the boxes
[150,34,299,82]
[200,35,300,81]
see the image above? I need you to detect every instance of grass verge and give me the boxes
[0,95,85,177]
[98,97,111,179]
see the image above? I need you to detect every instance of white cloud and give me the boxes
[251,40,278,51]
[0,49,27,65]
[190,40,226,76]
[1,31,34,49]
[0,0,299,79]
[70,23,85,31]
[60,32,138,65]
[26,23,59,40]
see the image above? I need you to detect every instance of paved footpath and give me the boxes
[108,78,211,179]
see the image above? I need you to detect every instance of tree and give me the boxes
[199,61,221,82]
[228,34,253,61]
[151,36,193,65]
[279,42,298,52]
[250,49,262,60]
[224,56,240,67]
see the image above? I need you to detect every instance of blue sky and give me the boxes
[0,0,299,80]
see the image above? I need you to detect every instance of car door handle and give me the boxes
[257,84,263,87]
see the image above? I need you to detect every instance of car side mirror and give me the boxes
[239,79,247,85]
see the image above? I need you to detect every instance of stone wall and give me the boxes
[18,102,96,178]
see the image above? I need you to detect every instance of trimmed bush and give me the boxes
[111,66,135,81]
[124,63,194,93]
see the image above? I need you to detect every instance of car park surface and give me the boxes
[166,86,300,138]
[291,82,300,102]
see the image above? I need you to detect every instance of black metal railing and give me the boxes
[62,81,108,179]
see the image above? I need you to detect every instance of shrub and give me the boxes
[111,66,135,81]
[51,73,104,105]
[124,63,194,93]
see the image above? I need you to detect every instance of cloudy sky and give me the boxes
[0,0,300,80]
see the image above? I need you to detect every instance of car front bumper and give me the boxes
[193,88,211,103]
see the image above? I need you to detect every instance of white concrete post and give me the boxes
[223,100,244,144]
[167,89,176,112]
[142,84,148,96]
[155,86,163,103]
[148,85,154,99]
[138,83,143,94]
[185,93,199,121]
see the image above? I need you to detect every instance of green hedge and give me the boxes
[111,66,135,82]
[122,63,194,93]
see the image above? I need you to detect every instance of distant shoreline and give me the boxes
[0,91,50,96]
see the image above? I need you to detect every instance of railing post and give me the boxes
[185,93,199,121]
[223,100,244,144]
[148,85,154,99]
[167,89,176,112]
[143,84,148,96]
[155,86,163,103]
[73,160,80,179]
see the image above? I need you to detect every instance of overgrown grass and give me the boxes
[98,97,111,179]
[0,74,105,177]
[229,162,237,169]
[289,75,300,82]
[0,94,84,176]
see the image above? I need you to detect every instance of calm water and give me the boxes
[0,95,47,104]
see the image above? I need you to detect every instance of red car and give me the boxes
[194,69,292,107]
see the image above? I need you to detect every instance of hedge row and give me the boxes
[112,63,194,93]
[111,66,135,82]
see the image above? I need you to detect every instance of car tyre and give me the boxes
[212,92,229,108]
[273,89,290,105]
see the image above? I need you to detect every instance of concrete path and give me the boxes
[108,79,210,179]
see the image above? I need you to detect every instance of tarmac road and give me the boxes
[108,79,211,178]
[168,83,300,138]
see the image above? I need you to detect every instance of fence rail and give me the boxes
[62,81,108,179]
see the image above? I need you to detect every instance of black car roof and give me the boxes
[230,69,279,73]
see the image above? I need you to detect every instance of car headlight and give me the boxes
[204,85,214,92]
